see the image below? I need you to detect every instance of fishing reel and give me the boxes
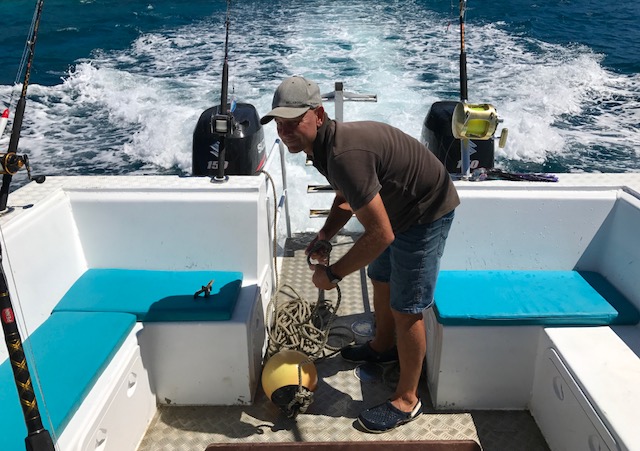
[212,112,235,135]
[0,153,46,183]
[452,102,508,148]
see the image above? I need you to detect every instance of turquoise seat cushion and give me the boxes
[434,270,639,326]
[0,311,136,451]
[53,269,243,321]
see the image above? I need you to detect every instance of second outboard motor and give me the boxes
[192,102,266,176]
[421,100,494,174]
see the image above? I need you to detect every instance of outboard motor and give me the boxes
[192,102,266,176]
[421,100,495,174]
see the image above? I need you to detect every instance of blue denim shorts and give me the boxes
[367,210,455,314]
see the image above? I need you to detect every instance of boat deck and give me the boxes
[137,233,550,451]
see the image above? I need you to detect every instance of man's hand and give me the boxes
[311,264,337,290]
[306,232,331,268]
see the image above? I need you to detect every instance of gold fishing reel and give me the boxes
[0,153,45,183]
[0,153,27,175]
[452,102,508,147]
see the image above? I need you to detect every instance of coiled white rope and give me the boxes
[261,170,353,417]
[261,169,345,361]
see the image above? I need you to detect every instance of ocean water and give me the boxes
[0,0,639,229]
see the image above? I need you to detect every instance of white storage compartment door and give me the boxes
[532,347,618,451]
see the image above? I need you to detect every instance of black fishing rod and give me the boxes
[459,0,468,101]
[1,251,55,451]
[0,0,46,212]
[212,0,234,182]
[0,0,55,450]
[456,0,471,178]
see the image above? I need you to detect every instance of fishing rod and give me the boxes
[451,0,505,179]
[1,252,55,451]
[0,0,55,450]
[458,0,468,102]
[457,0,472,178]
[212,0,234,182]
[0,0,47,212]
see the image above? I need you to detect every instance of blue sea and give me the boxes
[1,0,639,195]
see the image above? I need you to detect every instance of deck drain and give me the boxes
[354,363,384,383]
[351,319,374,337]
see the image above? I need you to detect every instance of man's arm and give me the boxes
[319,191,354,240]
[312,193,394,289]
[306,191,353,263]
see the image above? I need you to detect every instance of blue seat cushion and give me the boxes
[53,269,243,321]
[0,311,136,450]
[434,270,639,326]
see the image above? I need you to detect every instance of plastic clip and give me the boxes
[193,280,214,299]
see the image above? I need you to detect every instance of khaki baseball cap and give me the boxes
[260,76,322,125]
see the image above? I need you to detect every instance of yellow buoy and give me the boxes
[261,349,318,417]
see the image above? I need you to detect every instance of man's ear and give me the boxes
[314,106,325,127]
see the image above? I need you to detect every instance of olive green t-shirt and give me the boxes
[312,118,459,233]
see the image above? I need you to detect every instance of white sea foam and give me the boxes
[1,0,639,229]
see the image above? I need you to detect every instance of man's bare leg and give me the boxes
[370,279,395,352]
[389,310,425,412]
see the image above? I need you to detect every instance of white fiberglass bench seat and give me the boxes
[425,269,638,409]
[426,186,640,410]
[0,176,275,450]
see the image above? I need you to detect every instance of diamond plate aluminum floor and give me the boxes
[137,233,549,451]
